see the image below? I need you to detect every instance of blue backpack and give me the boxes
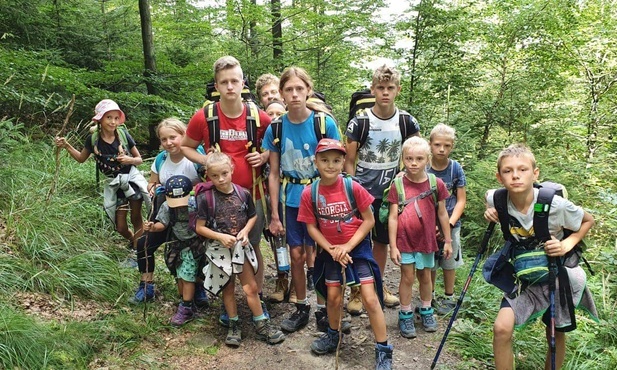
[153,144,206,175]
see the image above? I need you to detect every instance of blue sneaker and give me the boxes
[219,308,230,327]
[128,282,155,304]
[261,300,270,320]
[398,311,416,338]
[194,284,209,309]
[420,308,438,332]
[375,343,393,370]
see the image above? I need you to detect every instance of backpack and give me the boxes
[310,174,359,233]
[203,101,262,153]
[153,144,207,175]
[378,173,438,225]
[270,111,329,152]
[492,181,592,331]
[91,124,131,188]
[348,89,420,149]
[187,181,250,233]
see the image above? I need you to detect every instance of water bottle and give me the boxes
[275,235,290,272]
[187,191,196,213]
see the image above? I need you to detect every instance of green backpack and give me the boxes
[378,173,438,226]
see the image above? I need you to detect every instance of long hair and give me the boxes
[279,67,330,114]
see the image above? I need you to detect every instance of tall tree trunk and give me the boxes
[138,0,159,149]
[408,1,424,108]
[271,0,283,69]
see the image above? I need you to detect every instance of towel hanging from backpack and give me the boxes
[102,166,150,226]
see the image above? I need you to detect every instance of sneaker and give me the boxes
[254,319,286,344]
[170,303,194,327]
[225,320,242,347]
[270,277,288,303]
[119,250,138,269]
[383,286,400,308]
[347,286,363,315]
[436,297,456,315]
[310,327,342,355]
[281,303,310,332]
[128,282,155,304]
[375,343,393,370]
[398,312,417,338]
[288,284,297,304]
[261,300,271,320]
[420,308,438,332]
[193,284,210,309]
[307,268,315,290]
[315,307,352,334]
[219,308,230,328]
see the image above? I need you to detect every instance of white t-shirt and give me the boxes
[151,155,200,185]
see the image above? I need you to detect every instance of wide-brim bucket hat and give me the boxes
[92,99,126,124]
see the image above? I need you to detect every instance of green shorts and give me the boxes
[401,251,435,270]
[177,248,198,282]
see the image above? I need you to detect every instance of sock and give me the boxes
[316,303,326,310]
[253,314,267,321]
[445,293,454,300]
[400,304,412,312]
[181,300,192,307]
[377,340,388,346]
[297,299,308,305]
[422,300,432,308]
[229,316,239,322]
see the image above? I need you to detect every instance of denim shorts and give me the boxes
[282,205,315,248]
[401,251,435,270]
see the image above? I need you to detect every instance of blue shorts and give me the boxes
[325,258,374,287]
[282,205,315,248]
[401,252,435,270]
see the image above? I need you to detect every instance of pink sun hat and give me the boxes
[92,99,126,124]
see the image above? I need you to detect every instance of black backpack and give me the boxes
[348,89,420,149]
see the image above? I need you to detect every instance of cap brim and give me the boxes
[92,110,126,124]
[166,195,189,208]
[316,148,346,155]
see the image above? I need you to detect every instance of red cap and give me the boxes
[315,138,346,155]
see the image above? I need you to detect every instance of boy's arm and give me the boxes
[388,202,401,266]
[341,206,375,253]
[181,136,207,167]
[450,186,467,227]
[344,141,358,176]
[144,220,166,233]
[268,152,284,235]
[546,210,594,257]
[437,200,452,259]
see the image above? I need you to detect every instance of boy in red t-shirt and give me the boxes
[388,136,452,338]
[297,139,393,370]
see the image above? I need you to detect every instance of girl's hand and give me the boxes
[55,136,67,148]
[390,247,402,267]
[236,230,249,246]
[219,233,237,249]
[116,153,133,165]
[442,242,453,260]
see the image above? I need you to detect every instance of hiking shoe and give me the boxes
[119,250,139,269]
[170,303,194,327]
[315,307,352,334]
[375,343,393,370]
[398,312,417,338]
[310,327,342,355]
[193,283,210,309]
[420,308,438,332]
[225,320,242,347]
[347,286,363,315]
[254,319,286,344]
[307,268,315,290]
[219,308,230,328]
[261,300,271,320]
[288,284,297,303]
[128,282,155,304]
[383,287,400,308]
[436,297,456,315]
[281,303,310,332]
[270,277,288,303]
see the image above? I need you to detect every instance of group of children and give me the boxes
[54,55,596,370]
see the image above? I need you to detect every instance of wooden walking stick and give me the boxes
[47,94,75,202]
[335,263,347,370]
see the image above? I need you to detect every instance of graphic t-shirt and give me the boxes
[262,112,340,208]
[297,176,374,246]
[186,103,271,199]
[427,159,467,227]
[196,185,256,236]
[387,175,449,253]
[84,131,137,178]
[346,108,420,199]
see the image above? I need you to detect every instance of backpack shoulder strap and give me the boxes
[271,117,283,151]
[154,150,168,173]
[204,102,220,151]
[343,175,357,214]
[393,176,405,206]
[428,173,438,207]
[534,187,555,243]
[398,110,419,141]
[356,110,370,149]
[232,183,250,204]
[311,179,321,219]
[245,102,260,152]
[313,111,326,141]
[493,188,512,240]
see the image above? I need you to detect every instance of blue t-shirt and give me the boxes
[262,112,340,207]
[427,159,467,227]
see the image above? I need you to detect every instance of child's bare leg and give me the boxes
[361,283,387,342]
[182,280,195,302]
[115,208,133,242]
[544,329,566,370]
[290,245,307,301]
[443,269,456,295]
[373,241,388,278]
[129,199,144,242]
[177,278,183,297]
[399,264,416,307]
[416,268,433,304]
[326,285,343,330]
[222,276,238,318]
[238,260,263,317]
[431,269,437,294]
[493,307,515,370]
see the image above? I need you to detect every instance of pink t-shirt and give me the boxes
[186,102,271,199]
[298,176,374,246]
[387,175,449,253]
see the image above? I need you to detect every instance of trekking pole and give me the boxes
[335,263,346,370]
[140,193,157,321]
[548,256,557,370]
[431,222,496,369]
